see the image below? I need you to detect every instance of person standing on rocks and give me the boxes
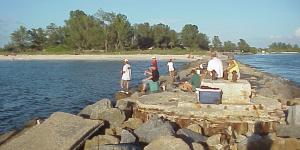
[206,51,223,80]
[120,59,131,92]
[167,58,175,79]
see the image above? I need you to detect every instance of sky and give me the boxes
[0,0,299,48]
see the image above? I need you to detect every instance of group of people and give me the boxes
[180,51,240,92]
[120,56,176,94]
[121,51,240,94]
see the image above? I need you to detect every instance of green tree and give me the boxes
[111,14,133,50]
[212,36,222,51]
[198,33,209,50]
[293,44,299,49]
[28,28,47,50]
[65,10,105,50]
[46,23,65,46]
[237,39,250,53]
[152,23,171,49]
[133,22,154,49]
[223,41,236,52]
[181,24,199,48]
[10,26,30,51]
[94,9,117,52]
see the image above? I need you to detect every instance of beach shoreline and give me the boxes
[0,54,198,61]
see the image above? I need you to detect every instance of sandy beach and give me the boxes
[0,54,200,61]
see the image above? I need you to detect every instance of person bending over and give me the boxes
[179,69,201,92]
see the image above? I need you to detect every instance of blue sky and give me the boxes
[0,0,299,48]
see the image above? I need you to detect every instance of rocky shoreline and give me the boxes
[0,54,300,150]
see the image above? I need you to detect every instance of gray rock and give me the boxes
[186,124,203,135]
[122,118,143,129]
[1,112,103,150]
[191,142,205,150]
[116,100,134,118]
[96,108,126,128]
[287,105,300,125]
[120,129,137,144]
[79,98,112,118]
[98,144,142,150]
[134,118,175,143]
[84,134,120,149]
[235,134,247,143]
[206,134,221,147]
[144,135,190,150]
[176,128,207,144]
[246,134,273,150]
[276,124,300,138]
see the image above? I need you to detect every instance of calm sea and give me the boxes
[0,60,186,134]
[236,53,300,86]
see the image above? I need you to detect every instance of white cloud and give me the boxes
[295,27,300,37]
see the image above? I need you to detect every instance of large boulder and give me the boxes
[122,118,144,129]
[116,100,134,118]
[206,134,221,147]
[144,136,190,150]
[191,142,205,150]
[176,128,207,144]
[94,108,126,128]
[120,129,137,144]
[84,134,120,150]
[78,98,112,118]
[134,118,175,143]
[186,124,203,134]
[276,124,300,138]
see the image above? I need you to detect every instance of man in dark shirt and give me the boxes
[142,65,160,93]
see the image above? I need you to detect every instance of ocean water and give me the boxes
[236,53,300,86]
[0,60,187,134]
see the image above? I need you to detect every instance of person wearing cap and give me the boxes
[224,56,240,82]
[167,58,175,79]
[151,56,158,70]
[206,51,223,80]
[121,59,131,92]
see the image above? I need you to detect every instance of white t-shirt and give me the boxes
[207,57,223,78]
[167,62,174,71]
[121,64,131,80]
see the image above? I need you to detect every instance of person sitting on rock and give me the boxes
[179,68,200,92]
[206,51,223,80]
[223,56,240,82]
[141,65,160,94]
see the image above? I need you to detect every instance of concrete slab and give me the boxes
[287,105,300,125]
[134,91,285,135]
[201,79,251,104]
[0,112,104,150]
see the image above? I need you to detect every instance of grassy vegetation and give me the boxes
[0,47,208,55]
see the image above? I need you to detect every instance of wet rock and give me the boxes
[191,142,205,150]
[176,128,207,144]
[94,108,126,128]
[79,98,112,118]
[97,143,142,150]
[84,134,120,149]
[122,118,143,129]
[0,130,16,145]
[144,135,190,150]
[134,118,175,143]
[186,124,203,135]
[120,129,137,144]
[276,124,300,138]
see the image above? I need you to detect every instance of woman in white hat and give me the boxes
[120,58,131,92]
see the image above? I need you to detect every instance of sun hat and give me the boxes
[124,58,129,62]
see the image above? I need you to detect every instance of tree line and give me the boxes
[1,9,254,53]
[269,42,299,51]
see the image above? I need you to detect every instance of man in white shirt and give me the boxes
[167,58,175,79]
[121,59,131,92]
[207,52,223,79]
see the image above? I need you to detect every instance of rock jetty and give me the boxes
[1,54,300,150]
